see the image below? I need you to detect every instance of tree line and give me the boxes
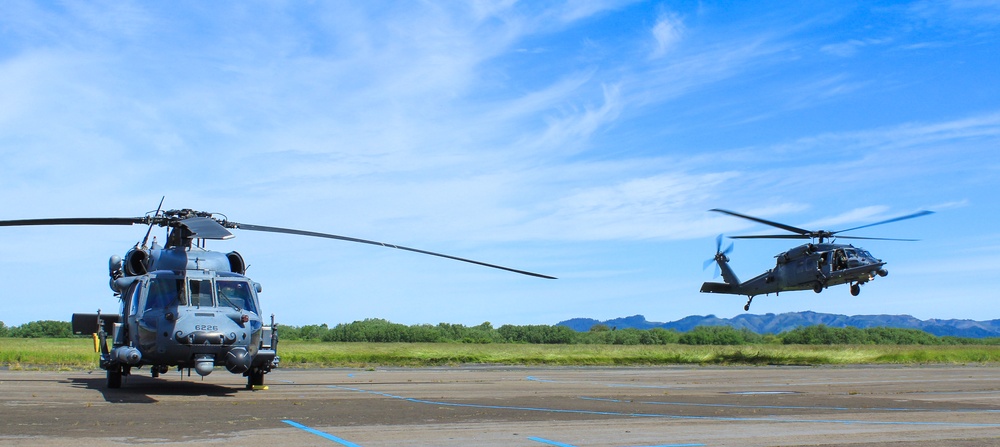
[272,319,1000,345]
[2,319,997,345]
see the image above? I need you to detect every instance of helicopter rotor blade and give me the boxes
[702,258,716,271]
[729,234,810,239]
[704,234,733,277]
[833,210,934,235]
[0,217,147,227]
[828,236,920,242]
[722,241,734,256]
[180,217,234,240]
[228,222,556,279]
[709,209,811,236]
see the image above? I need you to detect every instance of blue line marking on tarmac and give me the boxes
[529,437,578,447]
[283,420,364,446]
[329,385,1000,428]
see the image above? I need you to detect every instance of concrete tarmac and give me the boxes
[1,365,998,446]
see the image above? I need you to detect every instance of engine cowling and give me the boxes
[227,251,246,274]
[124,249,150,276]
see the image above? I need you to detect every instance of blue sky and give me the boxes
[1,1,998,327]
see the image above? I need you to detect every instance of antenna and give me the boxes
[141,196,165,248]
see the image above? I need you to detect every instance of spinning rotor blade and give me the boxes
[729,234,810,239]
[712,208,933,242]
[709,209,811,236]
[833,210,934,234]
[228,222,557,279]
[703,234,733,277]
[826,235,920,242]
[702,258,716,271]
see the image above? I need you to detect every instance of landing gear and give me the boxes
[813,282,824,293]
[850,283,861,296]
[246,368,265,390]
[151,365,168,378]
[744,296,754,311]
[107,365,123,389]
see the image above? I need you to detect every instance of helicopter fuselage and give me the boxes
[701,207,930,311]
[77,242,278,389]
[701,242,889,306]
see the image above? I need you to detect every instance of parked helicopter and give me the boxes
[700,208,932,311]
[0,204,554,390]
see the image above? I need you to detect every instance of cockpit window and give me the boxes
[146,278,182,311]
[216,280,257,314]
[188,279,214,307]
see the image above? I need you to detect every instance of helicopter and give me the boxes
[700,208,933,311]
[0,203,555,390]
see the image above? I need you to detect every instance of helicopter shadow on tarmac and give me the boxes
[68,373,238,403]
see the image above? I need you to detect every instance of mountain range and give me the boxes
[557,312,1000,338]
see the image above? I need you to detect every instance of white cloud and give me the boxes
[650,12,684,59]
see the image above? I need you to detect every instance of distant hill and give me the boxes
[557,312,1000,338]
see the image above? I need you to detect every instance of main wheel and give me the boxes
[246,369,265,390]
[813,282,823,293]
[107,366,122,389]
[850,283,861,296]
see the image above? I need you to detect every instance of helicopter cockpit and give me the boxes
[216,279,258,314]
[130,275,260,314]
[843,247,878,269]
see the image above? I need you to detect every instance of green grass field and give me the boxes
[1,338,997,370]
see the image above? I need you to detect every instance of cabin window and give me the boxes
[146,278,182,311]
[217,280,257,314]
[188,279,214,307]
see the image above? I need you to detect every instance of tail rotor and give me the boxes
[703,234,734,278]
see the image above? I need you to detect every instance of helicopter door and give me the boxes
[833,249,847,271]
[119,280,143,344]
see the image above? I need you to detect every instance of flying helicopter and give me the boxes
[0,203,555,390]
[700,208,932,311]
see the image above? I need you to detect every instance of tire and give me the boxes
[247,369,265,390]
[107,366,122,389]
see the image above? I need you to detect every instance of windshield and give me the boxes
[146,278,183,311]
[188,279,213,307]
[216,280,258,314]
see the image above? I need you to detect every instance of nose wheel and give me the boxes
[107,365,122,389]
